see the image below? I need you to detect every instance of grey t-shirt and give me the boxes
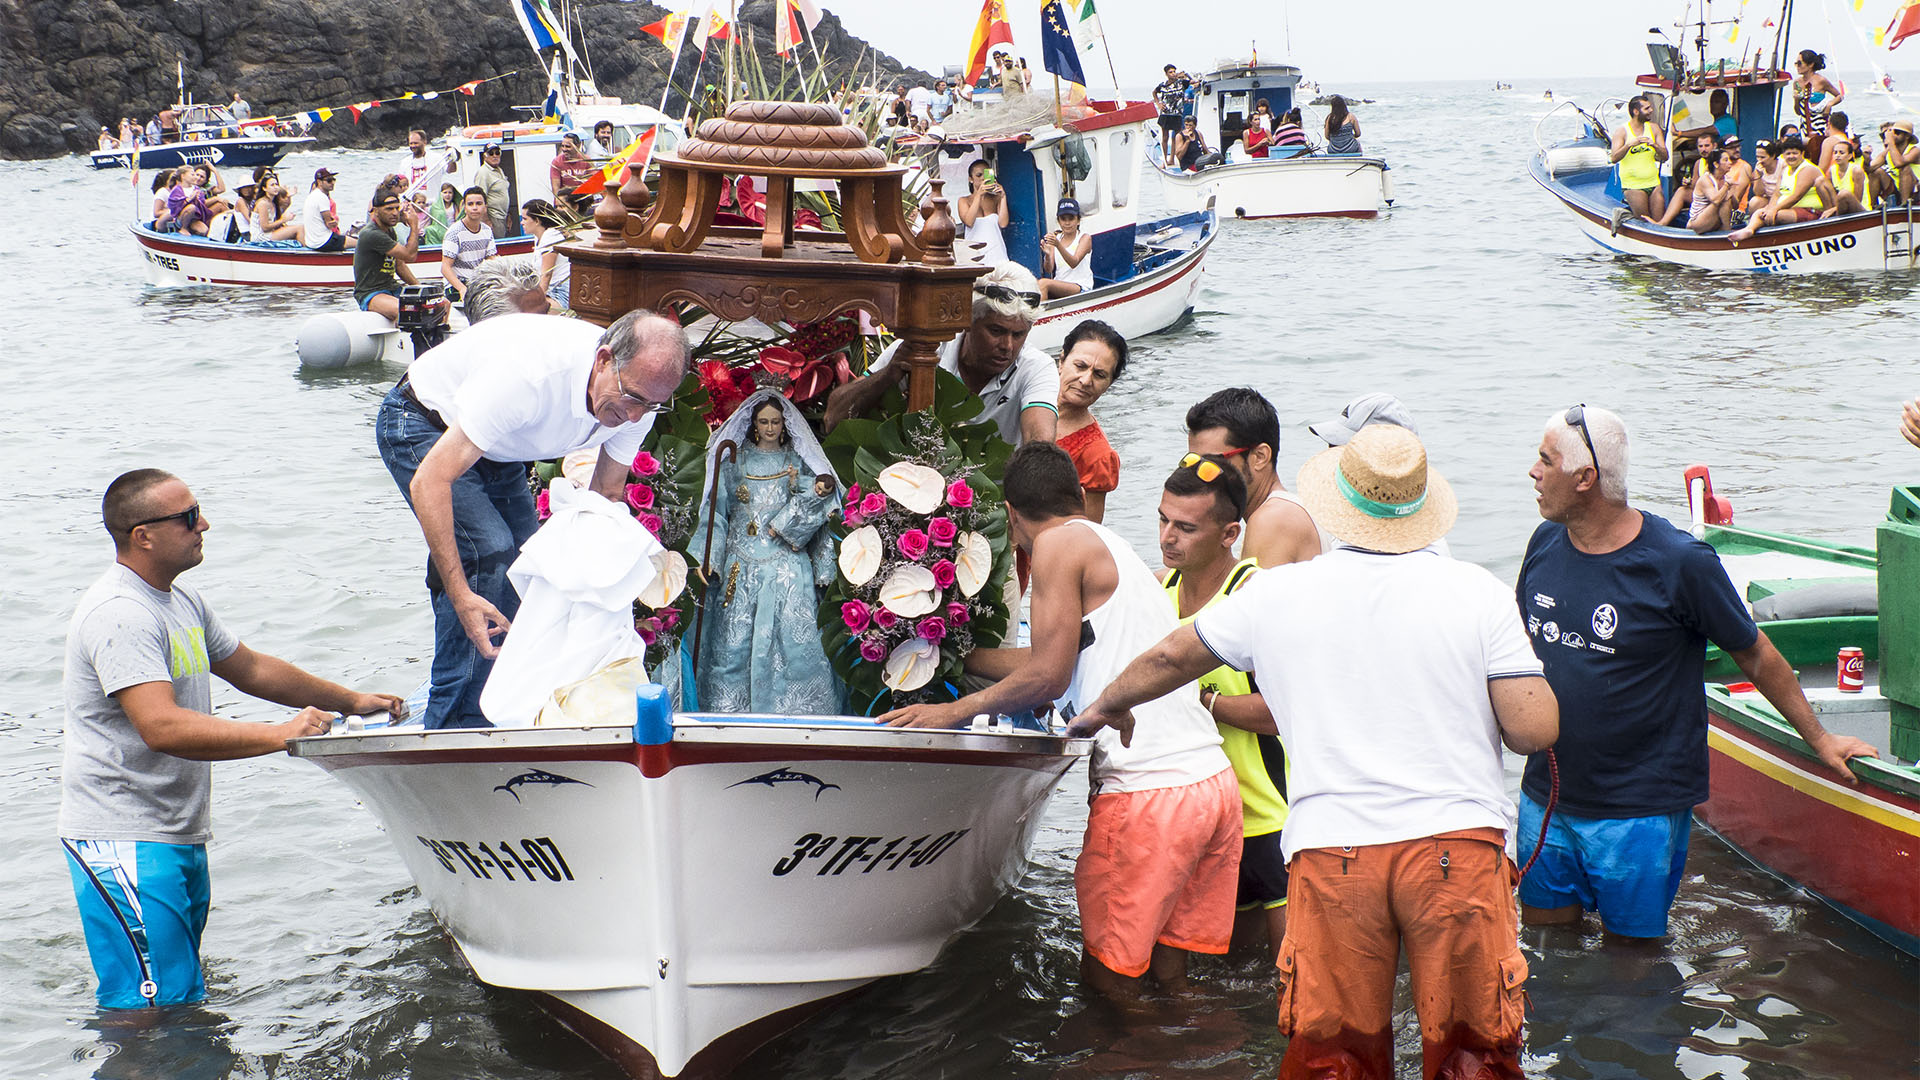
[59,563,238,844]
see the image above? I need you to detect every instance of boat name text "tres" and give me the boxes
[1749,233,1857,267]
[772,830,971,877]
[417,835,576,882]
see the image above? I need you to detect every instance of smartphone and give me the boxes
[983,169,997,186]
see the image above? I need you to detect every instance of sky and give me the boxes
[805,0,1919,87]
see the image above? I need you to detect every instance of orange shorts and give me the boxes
[1277,828,1527,1080]
[1075,767,1241,977]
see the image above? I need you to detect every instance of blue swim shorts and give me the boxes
[1515,793,1690,938]
[62,839,211,1009]
[357,289,396,312]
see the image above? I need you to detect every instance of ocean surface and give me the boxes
[2,77,1916,1079]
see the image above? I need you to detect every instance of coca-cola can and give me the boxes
[1838,647,1865,693]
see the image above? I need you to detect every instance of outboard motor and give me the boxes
[396,284,452,356]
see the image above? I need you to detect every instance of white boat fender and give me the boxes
[296,310,408,369]
[1382,168,1395,204]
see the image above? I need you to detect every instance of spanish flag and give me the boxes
[965,0,1014,87]
[571,125,660,199]
[1890,0,1920,50]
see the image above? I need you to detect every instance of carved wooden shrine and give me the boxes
[564,101,987,411]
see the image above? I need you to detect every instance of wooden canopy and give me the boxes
[564,100,987,411]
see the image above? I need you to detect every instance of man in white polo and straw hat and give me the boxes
[1070,423,1560,1079]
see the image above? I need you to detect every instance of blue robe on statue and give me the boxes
[695,446,842,714]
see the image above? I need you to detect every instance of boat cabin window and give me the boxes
[1108,128,1130,208]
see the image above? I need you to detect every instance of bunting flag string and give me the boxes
[219,72,520,138]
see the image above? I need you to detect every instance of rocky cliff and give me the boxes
[0,0,933,159]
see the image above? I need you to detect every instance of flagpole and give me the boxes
[725,0,738,104]
[656,20,690,114]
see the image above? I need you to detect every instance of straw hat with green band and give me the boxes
[1295,424,1457,554]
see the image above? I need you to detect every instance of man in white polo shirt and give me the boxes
[1070,425,1559,1080]
[374,311,691,728]
[823,262,1057,449]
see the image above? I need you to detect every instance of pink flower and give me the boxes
[945,480,975,509]
[945,601,970,625]
[637,617,661,646]
[928,516,958,547]
[930,559,956,588]
[916,616,948,642]
[898,529,930,560]
[631,451,662,477]
[844,483,863,511]
[860,492,887,516]
[858,636,888,663]
[658,607,681,630]
[625,483,656,511]
[637,511,664,538]
[536,488,552,521]
[874,608,899,630]
[841,600,872,633]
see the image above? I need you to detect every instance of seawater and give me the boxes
[1,77,1915,1079]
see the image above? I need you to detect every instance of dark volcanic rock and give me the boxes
[0,0,933,159]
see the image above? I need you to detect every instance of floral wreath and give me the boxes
[818,369,1016,714]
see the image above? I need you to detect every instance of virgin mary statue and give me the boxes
[693,390,844,714]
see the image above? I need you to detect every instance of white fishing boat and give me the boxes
[923,97,1215,350]
[1150,60,1391,220]
[130,223,537,287]
[1530,2,1920,273]
[90,101,314,171]
[290,696,1087,1078]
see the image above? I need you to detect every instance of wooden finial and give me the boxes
[618,168,653,247]
[593,186,628,248]
[921,177,955,267]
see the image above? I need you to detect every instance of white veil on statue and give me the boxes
[701,388,843,505]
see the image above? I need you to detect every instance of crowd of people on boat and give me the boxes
[96,92,311,151]
[1154,62,1362,171]
[60,259,1886,1077]
[1610,50,1920,241]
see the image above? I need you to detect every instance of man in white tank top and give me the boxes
[884,444,1240,999]
[1187,388,1327,565]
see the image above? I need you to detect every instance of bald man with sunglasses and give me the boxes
[60,469,404,1011]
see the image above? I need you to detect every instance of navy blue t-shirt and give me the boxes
[1516,511,1758,818]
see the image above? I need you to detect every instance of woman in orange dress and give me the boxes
[1053,320,1128,523]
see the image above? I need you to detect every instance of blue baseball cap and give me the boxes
[1056,198,1081,217]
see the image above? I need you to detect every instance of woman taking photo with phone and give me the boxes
[958,158,1009,265]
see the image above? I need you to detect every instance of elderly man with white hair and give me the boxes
[824,262,1057,447]
[1516,404,1876,941]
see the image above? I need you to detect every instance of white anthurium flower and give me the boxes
[883,637,941,691]
[638,549,688,609]
[876,461,947,515]
[560,448,601,487]
[954,531,993,597]
[838,525,883,585]
[878,563,940,616]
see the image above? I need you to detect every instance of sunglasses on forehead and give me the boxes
[1178,452,1225,483]
[1564,404,1601,487]
[126,504,200,532]
[974,283,1042,307]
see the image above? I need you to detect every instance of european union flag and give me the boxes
[1039,0,1087,86]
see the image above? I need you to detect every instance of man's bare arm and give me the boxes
[1067,626,1218,745]
[1019,405,1057,445]
[824,360,907,431]
[1208,690,1276,735]
[1488,675,1557,755]
[116,681,331,760]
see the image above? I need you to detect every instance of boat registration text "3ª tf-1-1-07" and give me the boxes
[771,830,972,877]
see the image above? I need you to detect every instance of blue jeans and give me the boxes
[375,385,539,728]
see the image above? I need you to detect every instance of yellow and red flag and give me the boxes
[1890,0,1920,49]
[965,0,1014,87]
[692,1,732,52]
[571,125,659,199]
[774,0,803,56]
[641,12,691,52]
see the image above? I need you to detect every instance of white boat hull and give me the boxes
[129,222,537,287]
[291,714,1085,1078]
[1154,155,1391,219]
[1027,208,1215,352]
